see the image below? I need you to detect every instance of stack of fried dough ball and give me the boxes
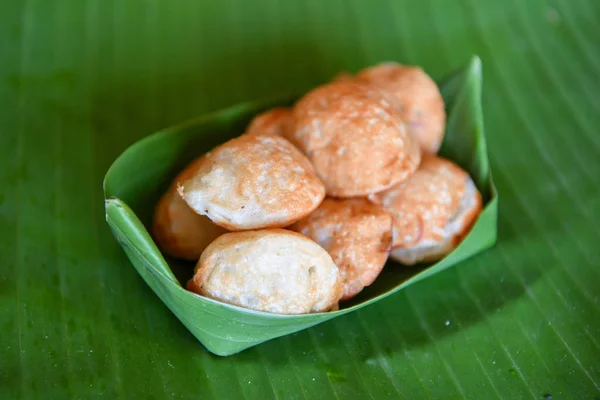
[152,61,483,315]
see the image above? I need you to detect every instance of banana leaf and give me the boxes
[1,0,599,398]
[103,56,497,356]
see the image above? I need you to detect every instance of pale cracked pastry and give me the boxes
[290,198,393,301]
[356,62,446,154]
[177,133,325,230]
[245,107,292,138]
[290,79,421,197]
[152,155,228,260]
[369,155,482,265]
[186,229,344,314]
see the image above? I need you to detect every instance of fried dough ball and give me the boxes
[186,229,343,314]
[177,133,325,230]
[357,62,446,154]
[246,107,292,138]
[290,198,393,300]
[152,156,227,260]
[290,79,421,197]
[369,155,482,265]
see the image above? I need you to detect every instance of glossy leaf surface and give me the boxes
[1,0,599,398]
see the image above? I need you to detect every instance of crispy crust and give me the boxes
[290,198,392,301]
[152,156,227,260]
[357,62,446,154]
[290,79,421,197]
[246,107,292,138]
[369,155,482,265]
[186,229,343,314]
[177,133,326,231]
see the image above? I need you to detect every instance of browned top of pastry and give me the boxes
[369,155,481,249]
[290,79,421,197]
[246,107,292,138]
[177,133,325,230]
[290,198,392,300]
[357,62,446,154]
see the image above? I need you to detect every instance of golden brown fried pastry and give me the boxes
[186,229,343,314]
[290,79,421,197]
[246,107,292,138]
[290,198,393,301]
[357,62,446,154]
[177,133,325,231]
[152,156,228,260]
[369,155,482,265]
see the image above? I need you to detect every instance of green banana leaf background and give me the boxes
[1,0,599,398]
